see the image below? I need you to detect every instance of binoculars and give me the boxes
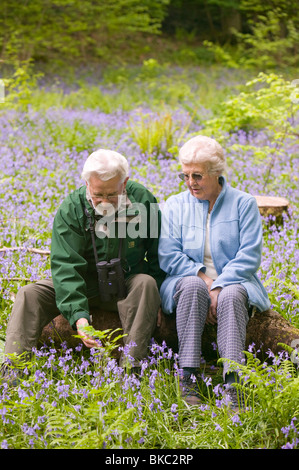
[96,258,127,303]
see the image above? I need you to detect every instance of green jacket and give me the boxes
[50,180,165,328]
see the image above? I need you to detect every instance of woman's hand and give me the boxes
[206,287,222,325]
[76,318,99,348]
[197,271,214,291]
[197,271,221,325]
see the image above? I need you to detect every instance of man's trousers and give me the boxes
[4,274,161,366]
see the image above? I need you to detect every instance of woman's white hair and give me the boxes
[81,149,129,182]
[179,135,226,174]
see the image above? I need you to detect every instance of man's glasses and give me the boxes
[90,192,120,201]
[178,173,205,183]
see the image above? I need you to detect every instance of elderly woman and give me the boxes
[158,135,270,407]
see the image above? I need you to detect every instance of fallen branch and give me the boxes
[0,246,50,255]
[0,217,27,223]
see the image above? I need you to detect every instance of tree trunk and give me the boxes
[220,8,242,39]
[40,308,299,362]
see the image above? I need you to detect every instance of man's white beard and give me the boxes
[92,194,127,217]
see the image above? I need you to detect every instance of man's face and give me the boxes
[87,174,129,212]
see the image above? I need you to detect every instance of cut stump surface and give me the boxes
[254,195,289,219]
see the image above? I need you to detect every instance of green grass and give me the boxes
[0,63,298,449]
[0,336,298,449]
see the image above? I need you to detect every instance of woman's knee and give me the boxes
[217,284,248,310]
[174,277,210,309]
[176,276,208,296]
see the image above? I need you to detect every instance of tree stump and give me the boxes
[245,309,299,358]
[39,309,299,362]
[254,195,289,220]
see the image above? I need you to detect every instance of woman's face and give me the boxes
[181,162,221,205]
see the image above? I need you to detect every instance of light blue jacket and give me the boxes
[158,177,270,314]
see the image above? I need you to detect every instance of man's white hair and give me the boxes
[81,149,129,182]
[179,135,226,174]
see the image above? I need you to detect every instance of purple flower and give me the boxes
[170,403,178,413]
[231,414,242,426]
[204,376,212,387]
[1,440,8,449]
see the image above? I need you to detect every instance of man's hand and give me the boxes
[156,307,162,328]
[76,318,99,348]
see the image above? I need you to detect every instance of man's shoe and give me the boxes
[179,374,202,405]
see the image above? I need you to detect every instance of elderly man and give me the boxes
[2,149,165,382]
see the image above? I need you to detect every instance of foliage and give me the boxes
[0,0,298,68]
[218,348,299,449]
[234,10,299,68]
[204,0,299,68]
[1,60,43,112]
[128,110,194,158]
[260,214,299,327]
[0,64,298,449]
[162,0,241,40]
[0,335,298,449]
[201,72,299,190]
[0,0,169,62]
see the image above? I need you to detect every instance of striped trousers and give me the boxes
[173,276,249,377]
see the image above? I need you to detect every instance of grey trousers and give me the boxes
[4,274,161,366]
[173,276,249,377]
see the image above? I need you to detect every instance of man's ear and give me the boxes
[123,176,129,188]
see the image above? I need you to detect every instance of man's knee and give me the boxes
[10,280,57,325]
[15,283,54,309]
[129,273,159,294]
[17,283,40,300]
[120,274,160,314]
[12,284,41,314]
